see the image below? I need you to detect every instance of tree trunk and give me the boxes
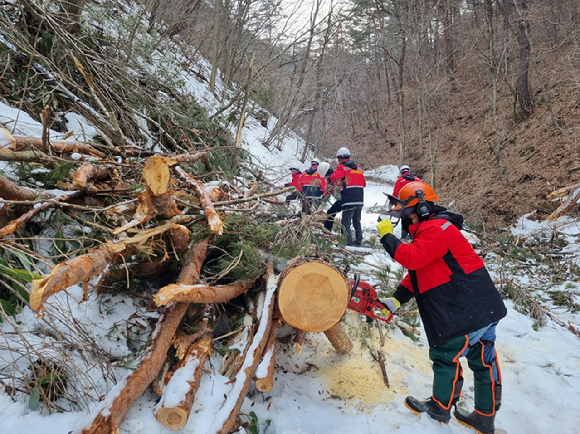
[277,258,350,333]
[155,324,213,430]
[78,240,209,434]
[515,0,533,118]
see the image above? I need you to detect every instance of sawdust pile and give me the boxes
[318,328,433,409]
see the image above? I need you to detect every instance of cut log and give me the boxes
[207,265,277,434]
[77,240,209,434]
[174,166,224,235]
[277,258,350,332]
[155,324,213,430]
[30,244,119,317]
[323,322,353,354]
[254,319,280,392]
[153,280,254,306]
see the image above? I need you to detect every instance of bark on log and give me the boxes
[153,280,254,306]
[324,322,353,354]
[155,323,213,430]
[174,166,224,235]
[293,329,307,357]
[31,222,182,315]
[77,240,209,434]
[73,163,111,188]
[0,173,41,201]
[254,319,280,392]
[11,135,107,158]
[277,257,350,332]
[30,244,119,317]
[0,190,85,239]
[207,265,277,434]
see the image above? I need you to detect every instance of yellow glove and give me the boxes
[379,297,401,316]
[376,219,394,238]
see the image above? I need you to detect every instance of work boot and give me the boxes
[454,408,495,434]
[404,396,451,423]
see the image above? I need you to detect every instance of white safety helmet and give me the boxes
[400,165,410,175]
[336,147,351,158]
[311,158,320,166]
[317,161,331,177]
[289,162,301,171]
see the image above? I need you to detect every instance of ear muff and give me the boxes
[415,190,431,219]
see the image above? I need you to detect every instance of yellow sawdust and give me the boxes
[318,328,432,409]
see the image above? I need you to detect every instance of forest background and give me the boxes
[3,0,580,230]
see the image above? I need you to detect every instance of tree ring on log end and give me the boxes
[277,261,350,332]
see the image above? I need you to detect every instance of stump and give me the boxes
[277,258,351,333]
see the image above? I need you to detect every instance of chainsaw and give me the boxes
[347,274,393,323]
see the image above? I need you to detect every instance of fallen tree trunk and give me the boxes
[155,321,213,430]
[207,265,277,434]
[76,239,209,434]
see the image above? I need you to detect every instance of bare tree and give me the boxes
[514,0,533,118]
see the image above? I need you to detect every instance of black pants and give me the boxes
[341,205,363,246]
[324,200,342,231]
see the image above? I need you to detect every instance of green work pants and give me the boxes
[429,325,502,415]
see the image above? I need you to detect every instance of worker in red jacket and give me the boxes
[297,159,327,214]
[376,181,506,434]
[392,165,421,239]
[392,165,421,198]
[283,163,302,204]
[329,147,366,246]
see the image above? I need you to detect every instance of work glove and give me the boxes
[376,219,394,238]
[378,297,401,315]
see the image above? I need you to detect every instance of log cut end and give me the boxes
[277,260,350,332]
[156,406,189,431]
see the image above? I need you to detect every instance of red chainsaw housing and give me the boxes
[348,279,393,323]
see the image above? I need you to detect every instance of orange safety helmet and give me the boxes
[386,181,439,218]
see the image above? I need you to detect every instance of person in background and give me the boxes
[392,165,421,198]
[283,163,302,204]
[376,181,506,434]
[329,147,366,246]
[392,165,421,240]
[318,161,340,232]
[297,159,327,214]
